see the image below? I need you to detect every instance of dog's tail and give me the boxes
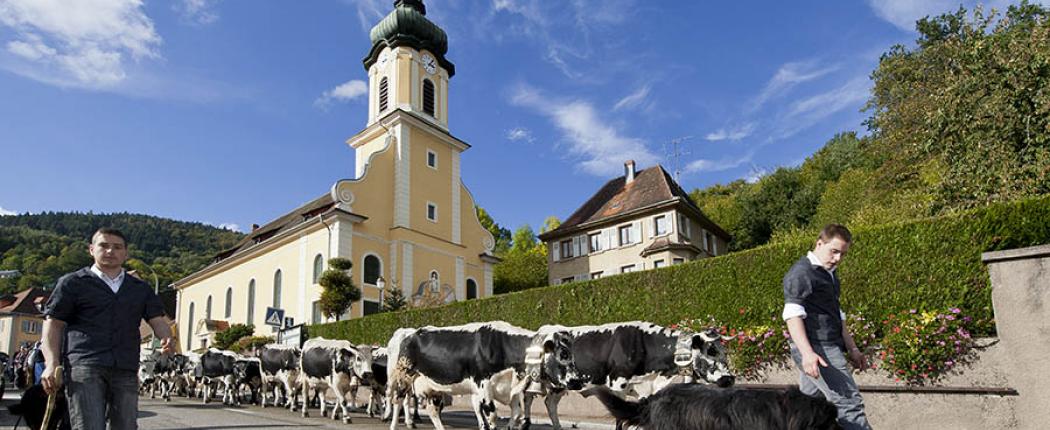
[581,386,647,427]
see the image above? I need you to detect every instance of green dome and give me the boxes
[362,0,455,77]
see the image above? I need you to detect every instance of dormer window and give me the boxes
[379,77,389,112]
[422,78,435,116]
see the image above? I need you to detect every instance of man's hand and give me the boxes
[847,347,867,370]
[160,337,175,355]
[801,350,828,379]
[40,364,60,395]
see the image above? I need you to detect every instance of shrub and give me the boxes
[879,308,978,385]
[230,335,275,354]
[213,324,254,350]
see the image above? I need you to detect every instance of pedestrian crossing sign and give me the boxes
[265,307,285,327]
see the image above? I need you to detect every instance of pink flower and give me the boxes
[950,308,961,314]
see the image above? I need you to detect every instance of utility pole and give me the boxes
[665,136,693,184]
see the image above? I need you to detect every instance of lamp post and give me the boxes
[376,276,386,305]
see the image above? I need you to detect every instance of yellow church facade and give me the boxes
[172,0,498,351]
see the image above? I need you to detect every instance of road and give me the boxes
[135,396,594,430]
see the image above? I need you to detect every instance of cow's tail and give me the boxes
[581,386,648,427]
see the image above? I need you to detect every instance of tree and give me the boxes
[867,2,1050,214]
[381,279,407,312]
[213,324,255,350]
[318,257,361,320]
[540,216,561,235]
[476,207,511,256]
[494,224,548,294]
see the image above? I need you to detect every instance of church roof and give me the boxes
[362,0,455,77]
[539,164,730,242]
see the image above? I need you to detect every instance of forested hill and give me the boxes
[0,212,243,294]
[691,3,1050,251]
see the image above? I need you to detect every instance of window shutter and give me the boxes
[579,235,589,256]
[633,221,642,244]
[603,229,613,249]
[574,236,582,257]
[702,229,709,251]
[552,242,560,261]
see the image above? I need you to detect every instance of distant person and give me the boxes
[12,343,29,388]
[39,228,174,430]
[783,224,871,430]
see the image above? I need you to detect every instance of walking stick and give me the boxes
[40,365,63,430]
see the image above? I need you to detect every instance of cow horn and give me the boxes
[697,331,719,342]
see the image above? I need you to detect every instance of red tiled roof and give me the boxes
[539,164,730,241]
[0,287,49,315]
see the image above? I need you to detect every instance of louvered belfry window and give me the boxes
[379,77,389,112]
[422,78,435,116]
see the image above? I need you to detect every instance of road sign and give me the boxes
[265,307,285,328]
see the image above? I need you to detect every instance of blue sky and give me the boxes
[0,0,1035,235]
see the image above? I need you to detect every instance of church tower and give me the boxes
[339,0,497,300]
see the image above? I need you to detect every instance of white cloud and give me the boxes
[216,222,242,232]
[613,85,650,111]
[749,61,839,112]
[776,76,870,138]
[685,151,754,174]
[510,84,658,177]
[705,123,756,142]
[745,165,769,184]
[174,0,220,25]
[506,127,535,143]
[0,0,161,88]
[314,79,368,108]
[866,0,959,31]
[0,206,17,216]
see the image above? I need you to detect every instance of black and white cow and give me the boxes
[232,357,263,405]
[387,322,586,430]
[299,337,374,423]
[198,349,239,405]
[584,383,842,430]
[148,353,189,401]
[258,344,302,410]
[527,322,734,430]
[366,346,388,418]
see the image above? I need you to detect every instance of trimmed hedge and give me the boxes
[310,196,1050,345]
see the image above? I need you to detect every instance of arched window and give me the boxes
[247,279,256,325]
[187,302,195,349]
[273,269,282,309]
[379,77,389,112]
[422,78,435,116]
[364,255,381,285]
[206,295,212,319]
[313,254,324,284]
[224,287,233,318]
[466,279,478,300]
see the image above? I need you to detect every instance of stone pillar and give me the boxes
[983,244,1050,429]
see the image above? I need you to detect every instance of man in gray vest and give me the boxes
[39,228,173,430]
[783,224,871,429]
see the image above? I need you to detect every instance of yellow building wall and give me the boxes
[177,224,332,348]
[0,315,43,356]
[410,129,454,240]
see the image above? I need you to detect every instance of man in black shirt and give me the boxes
[40,228,173,430]
[783,224,871,430]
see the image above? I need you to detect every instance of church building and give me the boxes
[172,0,498,351]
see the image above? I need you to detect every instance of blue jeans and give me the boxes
[66,366,139,430]
[790,342,872,430]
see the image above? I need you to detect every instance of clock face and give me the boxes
[421,53,437,75]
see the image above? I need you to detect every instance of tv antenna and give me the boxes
[665,136,693,183]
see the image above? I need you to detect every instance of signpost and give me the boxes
[265,307,285,328]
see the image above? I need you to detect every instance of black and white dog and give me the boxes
[584,383,842,430]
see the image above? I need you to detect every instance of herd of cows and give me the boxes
[138,320,807,430]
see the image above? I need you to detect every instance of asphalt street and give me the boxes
[0,388,615,430]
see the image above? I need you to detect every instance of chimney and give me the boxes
[251,224,260,231]
[624,160,636,183]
